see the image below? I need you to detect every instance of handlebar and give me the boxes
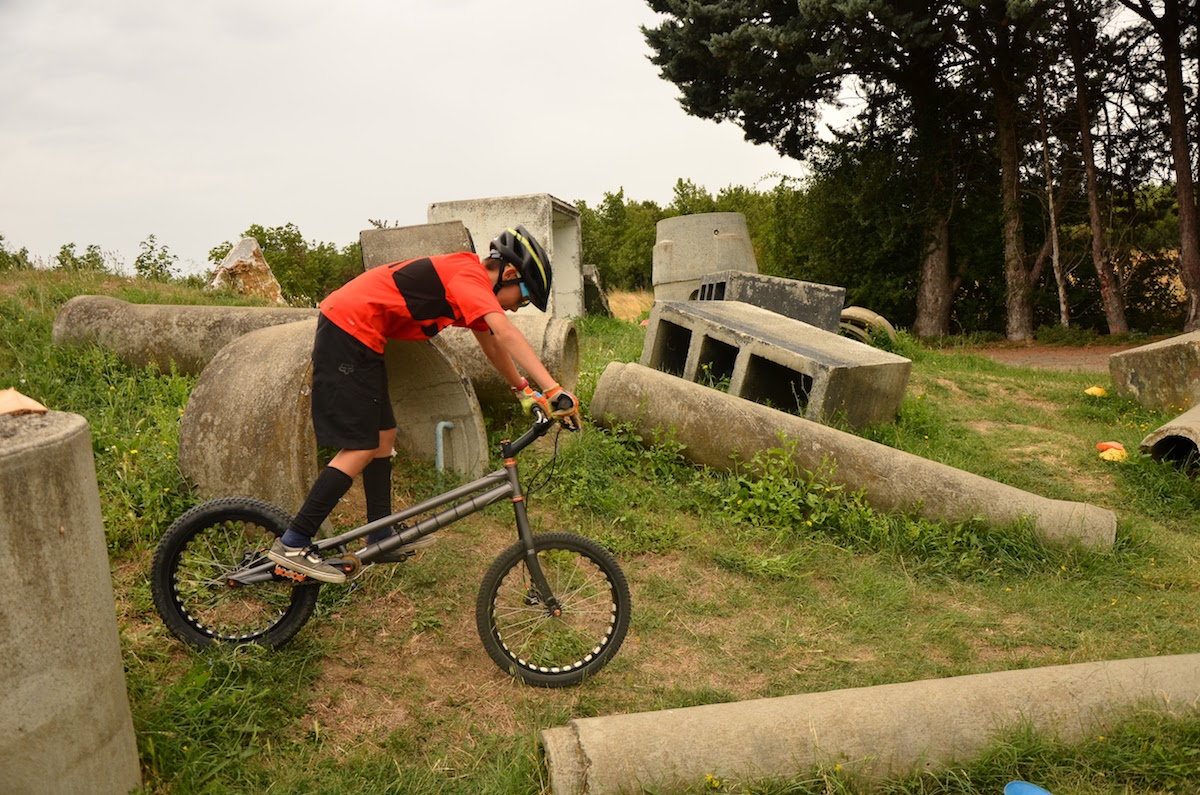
[502,405,578,457]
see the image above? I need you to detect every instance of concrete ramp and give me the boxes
[179,319,488,513]
[540,654,1200,794]
[591,362,1115,548]
[1109,331,1200,411]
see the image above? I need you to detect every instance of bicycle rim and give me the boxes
[153,497,319,646]
[477,532,630,687]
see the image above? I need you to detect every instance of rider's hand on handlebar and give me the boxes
[545,385,582,430]
[517,385,551,418]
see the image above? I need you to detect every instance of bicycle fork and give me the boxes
[502,448,563,617]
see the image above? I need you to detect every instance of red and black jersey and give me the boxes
[319,253,500,353]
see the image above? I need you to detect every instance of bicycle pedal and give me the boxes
[274,564,308,583]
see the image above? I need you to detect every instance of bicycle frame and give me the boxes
[227,412,563,609]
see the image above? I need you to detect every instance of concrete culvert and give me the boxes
[590,362,1116,549]
[178,318,488,513]
[1140,403,1200,473]
[540,653,1200,795]
[52,294,319,375]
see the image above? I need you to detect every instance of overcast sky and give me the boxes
[0,0,821,274]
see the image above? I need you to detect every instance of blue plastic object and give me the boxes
[1004,782,1053,795]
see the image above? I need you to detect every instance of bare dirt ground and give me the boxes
[965,341,1150,374]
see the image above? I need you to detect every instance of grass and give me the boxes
[3,275,1200,793]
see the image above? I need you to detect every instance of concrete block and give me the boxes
[359,221,475,270]
[0,412,141,794]
[1109,331,1200,411]
[698,270,845,333]
[179,319,489,513]
[641,301,910,429]
[1140,402,1200,469]
[652,213,757,302]
[427,193,585,318]
[592,362,1116,548]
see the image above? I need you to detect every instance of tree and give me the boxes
[1118,0,1200,330]
[0,235,33,272]
[54,242,111,273]
[134,234,178,282]
[644,0,979,336]
[209,223,362,305]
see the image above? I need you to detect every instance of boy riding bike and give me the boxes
[268,226,580,584]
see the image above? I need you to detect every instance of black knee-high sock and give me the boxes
[363,456,392,543]
[284,466,354,545]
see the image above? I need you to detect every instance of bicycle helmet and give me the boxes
[488,225,552,311]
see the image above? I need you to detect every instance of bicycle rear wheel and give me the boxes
[151,496,320,647]
[476,532,631,687]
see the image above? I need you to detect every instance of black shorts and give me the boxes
[310,314,396,450]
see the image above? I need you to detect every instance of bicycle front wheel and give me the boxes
[151,496,320,648]
[476,532,631,687]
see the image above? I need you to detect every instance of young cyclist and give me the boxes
[268,226,580,583]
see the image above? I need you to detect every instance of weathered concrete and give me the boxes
[52,296,577,410]
[591,362,1116,548]
[698,270,845,333]
[642,301,911,429]
[1140,403,1200,469]
[652,212,758,301]
[178,319,488,512]
[438,315,580,405]
[52,294,318,375]
[427,193,585,318]
[540,654,1200,795]
[359,221,475,270]
[206,237,285,304]
[0,412,141,795]
[1109,331,1200,411]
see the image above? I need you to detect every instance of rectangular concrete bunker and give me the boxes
[697,270,846,334]
[641,301,911,429]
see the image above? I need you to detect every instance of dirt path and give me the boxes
[962,342,1150,374]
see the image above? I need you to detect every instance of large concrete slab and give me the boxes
[1109,331,1200,411]
[642,300,911,429]
[427,193,585,318]
[698,270,845,333]
[652,212,757,301]
[359,221,475,270]
[541,653,1200,795]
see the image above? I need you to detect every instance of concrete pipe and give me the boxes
[590,362,1116,548]
[1140,403,1200,470]
[0,412,141,794]
[178,318,488,514]
[437,314,579,406]
[52,294,319,375]
[540,653,1200,795]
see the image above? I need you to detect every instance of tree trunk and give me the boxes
[913,209,956,336]
[996,85,1034,341]
[1037,70,1070,328]
[1066,0,1129,334]
[1160,2,1200,330]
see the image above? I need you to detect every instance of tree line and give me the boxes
[641,0,1199,339]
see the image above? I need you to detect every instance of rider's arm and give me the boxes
[475,312,558,392]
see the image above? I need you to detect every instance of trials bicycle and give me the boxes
[150,408,632,687]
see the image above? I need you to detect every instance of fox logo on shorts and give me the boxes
[338,362,354,375]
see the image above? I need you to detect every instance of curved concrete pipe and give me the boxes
[590,362,1116,548]
[178,318,488,513]
[52,294,318,375]
[540,653,1200,794]
[436,314,580,406]
[53,296,579,410]
[1140,403,1200,470]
